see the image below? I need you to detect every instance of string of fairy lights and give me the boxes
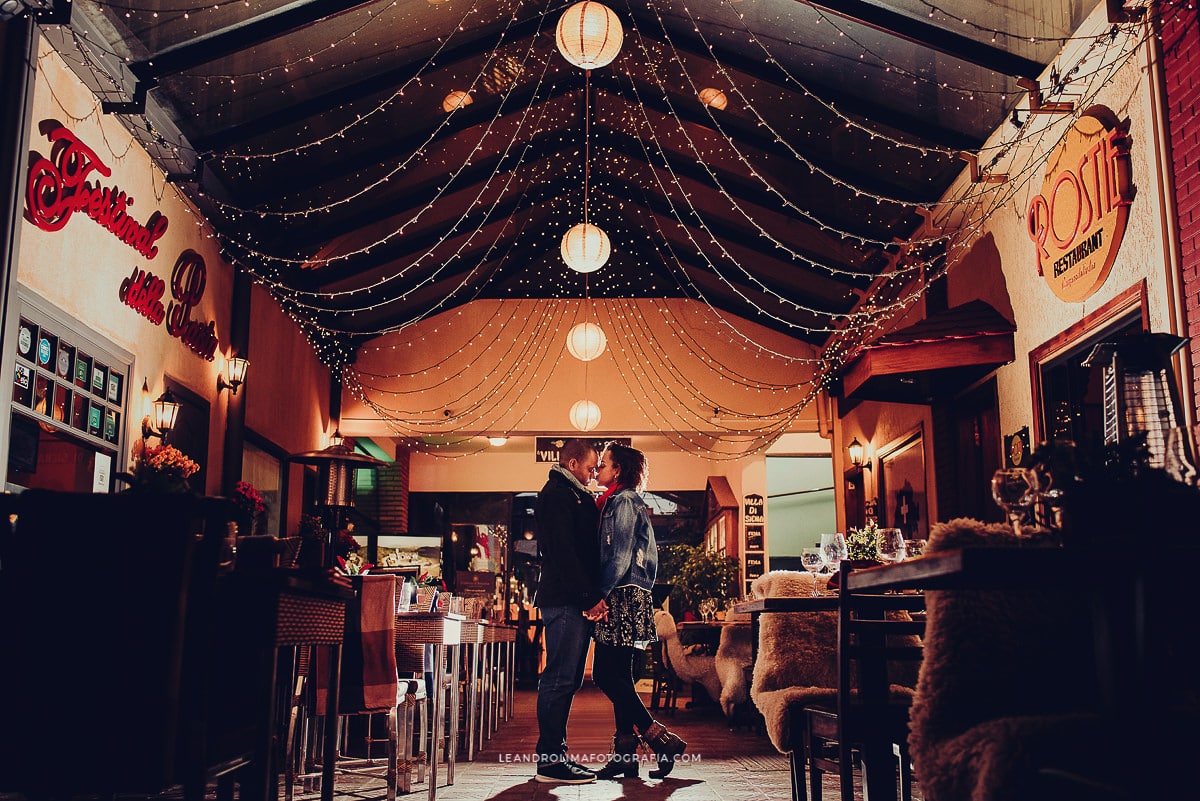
[328,3,1152,455]
[26,0,1185,457]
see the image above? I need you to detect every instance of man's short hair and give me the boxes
[559,438,596,466]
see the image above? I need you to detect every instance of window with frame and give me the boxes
[1030,283,1147,457]
[8,296,131,493]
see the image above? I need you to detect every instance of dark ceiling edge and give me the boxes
[629,11,988,151]
[188,14,552,153]
[798,0,1042,79]
[133,0,382,79]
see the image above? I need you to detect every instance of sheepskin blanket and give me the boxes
[714,623,752,718]
[748,571,838,753]
[908,518,1102,801]
[653,610,723,703]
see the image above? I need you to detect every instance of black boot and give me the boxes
[594,732,641,780]
[640,720,686,779]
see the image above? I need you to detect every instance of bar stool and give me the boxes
[395,611,463,801]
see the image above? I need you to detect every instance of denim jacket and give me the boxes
[598,487,658,597]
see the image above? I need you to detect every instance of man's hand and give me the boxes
[583,599,609,621]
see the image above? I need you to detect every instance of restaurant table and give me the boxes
[844,546,1199,799]
[394,611,464,801]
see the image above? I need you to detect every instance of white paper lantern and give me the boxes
[569,399,602,432]
[556,1,623,70]
[561,222,611,273]
[442,90,472,113]
[566,321,607,361]
[699,87,728,110]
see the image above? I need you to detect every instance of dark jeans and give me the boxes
[592,642,653,735]
[535,606,592,759]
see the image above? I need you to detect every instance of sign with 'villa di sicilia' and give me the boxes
[1026,107,1135,303]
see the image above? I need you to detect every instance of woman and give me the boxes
[590,441,687,779]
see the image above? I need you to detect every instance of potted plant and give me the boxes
[658,544,740,618]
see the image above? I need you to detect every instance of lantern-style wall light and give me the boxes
[561,222,611,273]
[442,90,473,113]
[847,437,870,470]
[555,1,623,70]
[567,321,607,361]
[142,385,182,442]
[217,354,249,395]
[699,87,728,110]
[570,399,601,432]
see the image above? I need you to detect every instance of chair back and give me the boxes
[835,580,925,717]
[321,574,399,714]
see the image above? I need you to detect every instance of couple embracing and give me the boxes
[532,438,687,784]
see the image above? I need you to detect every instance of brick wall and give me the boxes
[377,446,410,533]
[1162,2,1200,418]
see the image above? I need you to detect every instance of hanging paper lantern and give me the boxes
[555,1,623,70]
[442,90,472,113]
[570,399,602,432]
[561,222,611,273]
[699,87,728,110]
[566,321,607,361]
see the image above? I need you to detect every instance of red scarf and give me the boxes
[595,483,624,510]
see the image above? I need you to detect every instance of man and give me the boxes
[532,438,608,783]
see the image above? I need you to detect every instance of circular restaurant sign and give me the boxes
[1026,107,1134,303]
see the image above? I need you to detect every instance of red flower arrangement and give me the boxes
[233,480,266,518]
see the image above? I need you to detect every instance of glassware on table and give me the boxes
[800,547,827,595]
[991,468,1036,537]
[904,538,927,559]
[698,597,718,622]
[875,528,907,564]
[819,532,848,573]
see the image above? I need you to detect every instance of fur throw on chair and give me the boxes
[908,518,1102,801]
[714,623,753,718]
[653,610,723,704]
[748,571,838,753]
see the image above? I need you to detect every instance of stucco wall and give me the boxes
[16,41,331,498]
[836,6,1184,531]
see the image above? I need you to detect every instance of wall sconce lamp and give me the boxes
[217,354,250,395]
[142,384,182,442]
[847,437,871,471]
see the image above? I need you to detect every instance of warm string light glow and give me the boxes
[39,0,1172,457]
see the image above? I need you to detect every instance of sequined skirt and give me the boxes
[594,585,657,648]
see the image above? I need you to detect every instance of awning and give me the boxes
[839,301,1016,405]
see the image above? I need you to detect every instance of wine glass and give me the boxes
[820,532,848,573]
[698,598,718,622]
[991,468,1036,537]
[800,547,827,595]
[876,528,907,564]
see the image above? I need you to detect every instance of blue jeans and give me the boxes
[535,606,593,759]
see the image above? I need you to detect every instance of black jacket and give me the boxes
[533,468,602,610]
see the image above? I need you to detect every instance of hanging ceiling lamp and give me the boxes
[555,1,623,70]
[567,321,607,361]
[699,87,728,110]
[570,399,602,432]
[561,222,610,273]
[442,90,472,112]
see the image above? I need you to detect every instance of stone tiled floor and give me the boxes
[0,684,914,801]
[311,684,911,801]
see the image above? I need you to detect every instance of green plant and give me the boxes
[846,519,879,560]
[659,544,740,613]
